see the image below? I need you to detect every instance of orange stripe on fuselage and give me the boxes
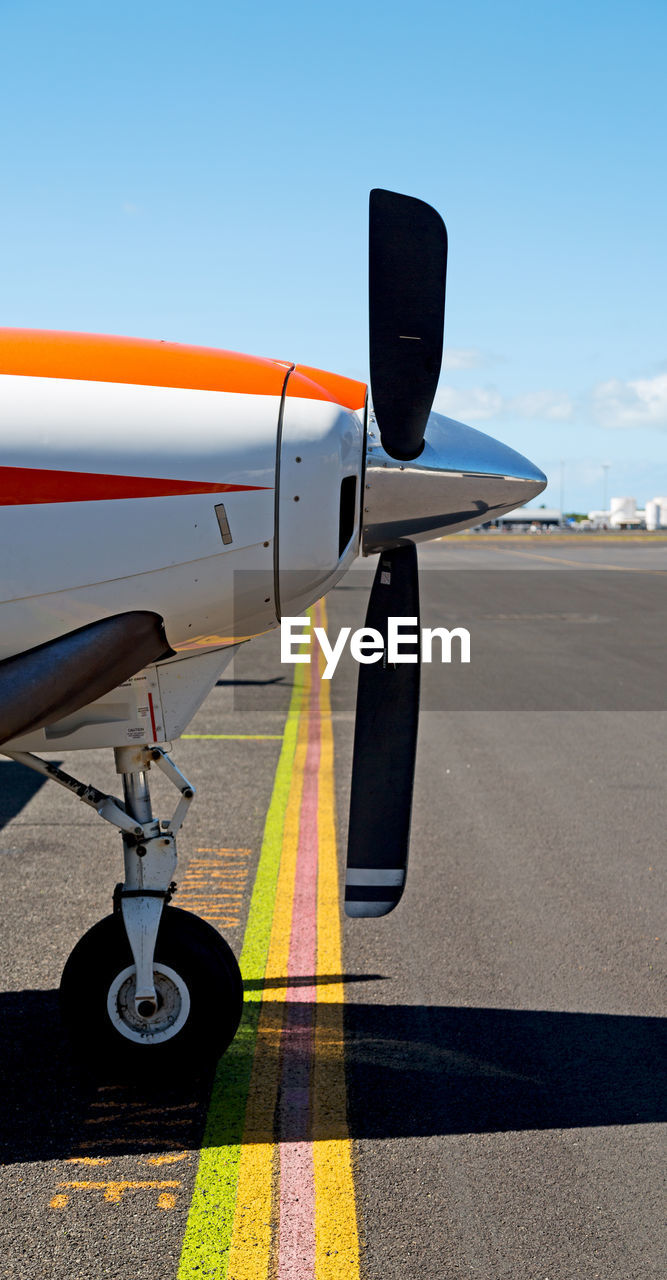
[0,330,367,410]
[291,364,367,412]
[0,466,269,506]
[0,329,290,396]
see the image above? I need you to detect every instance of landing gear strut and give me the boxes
[5,744,243,1072]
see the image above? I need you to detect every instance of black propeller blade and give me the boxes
[345,189,447,916]
[369,188,448,460]
[345,543,420,917]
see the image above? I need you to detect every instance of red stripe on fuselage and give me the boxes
[147,692,159,741]
[0,466,270,505]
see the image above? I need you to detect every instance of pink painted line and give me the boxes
[277,657,321,1279]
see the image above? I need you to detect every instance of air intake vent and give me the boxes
[339,475,357,557]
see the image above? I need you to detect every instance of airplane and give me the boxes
[0,190,546,1072]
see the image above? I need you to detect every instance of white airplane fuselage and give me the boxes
[0,329,545,750]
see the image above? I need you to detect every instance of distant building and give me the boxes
[609,497,642,529]
[645,497,667,530]
[583,510,611,530]
[476,495,667,534]
[585,496,667,530]
[491,507,562,530]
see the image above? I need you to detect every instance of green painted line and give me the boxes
[177,661,305,1279]
[182,733,283,740]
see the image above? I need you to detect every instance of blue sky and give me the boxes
[1,0,665,511]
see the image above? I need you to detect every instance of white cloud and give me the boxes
[592,373,667,429]
[443,347,487,371]
[509,390,573,420]
[433,367,667,431]
[434,385,504,421]
[434,385,573,423]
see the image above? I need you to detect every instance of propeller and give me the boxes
[345,190,448,917]
[344,543,421,916]
[368,188,447,462]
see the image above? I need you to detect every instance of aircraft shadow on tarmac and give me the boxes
[1,985,664,1164]
[0,760,50,831]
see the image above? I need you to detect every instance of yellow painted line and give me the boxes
[181,900,246,906]
[145,1152,191,1167]
[84,1116,193,1128]
[178,604,361,1277]
[312,604,361,1279]
[450,533,667,544]
[177,660,307,1277]
[183,878,248,885]
[484,544,667,571]
[88,1101,198,1112]
[184,862,247,873]
[77,1141,181,1152]
[174,846,252,932]
[223,689,311,1278]
[58,1179,181,1205]
[182,733,283,740]
[64,1156,112,1165]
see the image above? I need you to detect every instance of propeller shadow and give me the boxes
[1,989,663,1165]
[242,973,387,991]
[215,676,288,687]
[342,1003,666,1138]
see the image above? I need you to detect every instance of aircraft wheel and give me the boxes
[60,906,243,1074]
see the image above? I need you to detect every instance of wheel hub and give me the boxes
[106,962,191,1043]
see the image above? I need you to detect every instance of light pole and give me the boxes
[560,459,565,525]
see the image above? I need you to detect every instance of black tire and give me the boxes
[60,906,243,1075]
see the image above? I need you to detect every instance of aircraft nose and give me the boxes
[361,410,547,552]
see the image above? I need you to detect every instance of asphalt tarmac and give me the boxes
[0,537,665,1279]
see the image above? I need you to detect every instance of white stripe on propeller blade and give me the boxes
[345,869,405,887]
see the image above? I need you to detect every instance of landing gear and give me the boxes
[60,907,243,1071]
[4,742,244,1075]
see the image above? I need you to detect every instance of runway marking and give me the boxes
[182,733,283,740]
[451,532,667,544]
[55,1179,181,1206]
[312,636,360,1277]
[484,544,667,571]
[77,1136,191,1150]
[177,847,252,929]
[88,1101,199,1112]
[177,644,306,1276]
[64,1156,112,1165]
[146,1152,192,1167]
[48,844,256,1208]
[50,1074,203,1203]
[177,600,360,1279]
